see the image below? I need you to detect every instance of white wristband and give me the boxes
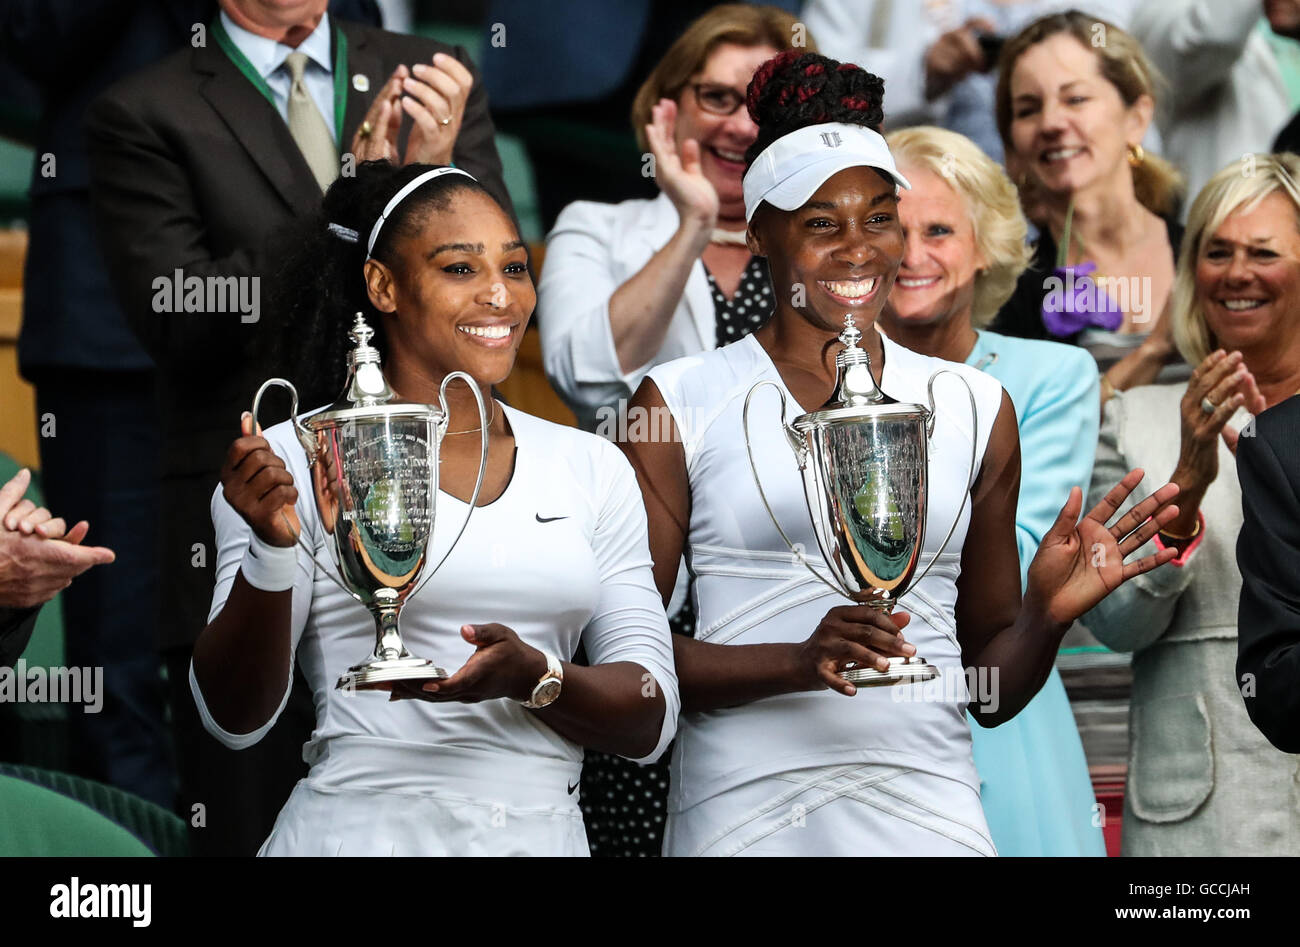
[239,533,299,592]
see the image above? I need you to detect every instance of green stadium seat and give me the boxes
[0,763,188,856]
[0,773,154,856]
[0,139,32,223]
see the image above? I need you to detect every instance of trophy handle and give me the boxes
[408,371,490,600]
[742,381,843,598]
[908,370,979,591]
[249,377,362,602]
[252,377,316,459]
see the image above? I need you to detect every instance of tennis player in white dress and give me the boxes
[620,51,1183,856]
[191,162,679,856]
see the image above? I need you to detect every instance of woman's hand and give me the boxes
[388,623,547,704]
[1173,350,1267,494]
[644,98,719,234]
[795,605,915,697]
[220,413,301,548]
[1026,469,1181,627]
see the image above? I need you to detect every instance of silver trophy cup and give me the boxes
[251,313,488,691]
[743,315,977,687]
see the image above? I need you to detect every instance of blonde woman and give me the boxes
[992,11,1188,402]
[1083,154,1300,856]
[878,127,1104,856]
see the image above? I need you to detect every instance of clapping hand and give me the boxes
[350,67,404,163]
[0,469,115,610]
[1026,469,1181,627]
[399,53,472,166]
[645,98,719,232]
[1182,350,1266,459]
[349,53,473,168]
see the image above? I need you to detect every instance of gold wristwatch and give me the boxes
[521,651,563,709]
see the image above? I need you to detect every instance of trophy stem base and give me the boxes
[840,656,938,687]
[336,657,449,691]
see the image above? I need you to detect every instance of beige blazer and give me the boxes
[1084,383,1300,856]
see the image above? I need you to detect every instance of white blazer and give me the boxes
[538,191,716,431]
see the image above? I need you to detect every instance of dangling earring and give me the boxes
[1128,143,1145,168]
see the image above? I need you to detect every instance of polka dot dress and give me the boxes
[579,255,770,857]
[709,256,774,347]
[578,597,694,858]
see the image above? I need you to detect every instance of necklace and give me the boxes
[710,227,749,246]
[445,397,497,435]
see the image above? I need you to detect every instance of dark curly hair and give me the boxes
[744,49,886,167]
[264,161,499,409]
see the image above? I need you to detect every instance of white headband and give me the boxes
[366,166,478,257]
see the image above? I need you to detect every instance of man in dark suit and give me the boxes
[1237,394,1300,753]
[0,0,379,807]
[85,0,510,854]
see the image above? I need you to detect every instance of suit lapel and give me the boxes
[340,22,386,144]
[193,34,323,215]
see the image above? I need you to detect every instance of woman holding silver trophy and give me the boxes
[191,161,679,856]
[620,51,1184,856]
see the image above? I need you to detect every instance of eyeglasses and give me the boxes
[688,82,747,117]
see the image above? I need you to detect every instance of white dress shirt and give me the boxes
[219,9,338,143]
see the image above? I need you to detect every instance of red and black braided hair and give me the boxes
[744,50,886,168]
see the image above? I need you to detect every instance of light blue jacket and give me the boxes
[964,329,1105,857]
[967,330,1100,587]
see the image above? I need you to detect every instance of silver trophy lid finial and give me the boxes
[342,312,394,406]
[349,312,376,350]
[839,313,863,351]
[827,313,891,408]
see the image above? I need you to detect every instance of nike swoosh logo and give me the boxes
[536,514,568,523]
[567,780,579,795]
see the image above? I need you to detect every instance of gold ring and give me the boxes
[360,120,373,138]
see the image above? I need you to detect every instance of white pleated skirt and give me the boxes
[258,736,589,857]
[664,762,997,857]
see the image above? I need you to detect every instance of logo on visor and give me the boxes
[820,131,843,148]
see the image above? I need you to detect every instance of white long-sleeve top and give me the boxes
[538,192,717,431]
[191,402,679,779]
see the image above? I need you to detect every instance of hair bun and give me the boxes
[744,51,886,166]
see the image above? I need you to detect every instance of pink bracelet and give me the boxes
[1154,511,1206,567]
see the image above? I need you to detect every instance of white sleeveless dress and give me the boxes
[648,329,1006,856]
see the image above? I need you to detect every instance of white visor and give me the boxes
[742,123,911,223]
